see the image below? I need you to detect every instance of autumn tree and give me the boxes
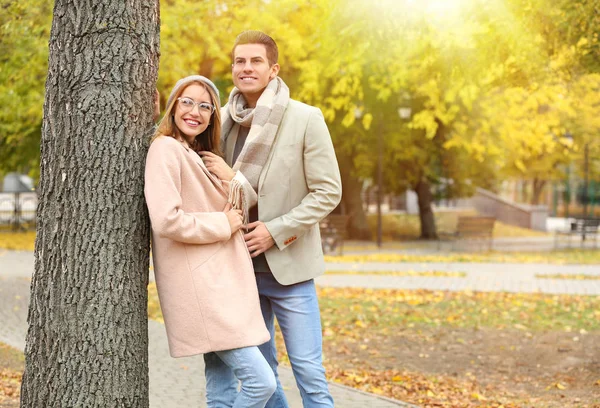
[20,0,160,406]
[453,0,600,205]
[4,0,600,241]
[0,0,51,179]
[296,0,600,237]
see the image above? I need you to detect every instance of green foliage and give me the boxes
[0,0,51,180]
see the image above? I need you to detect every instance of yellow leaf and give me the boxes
[426,390,435,397]
[362,113,373,130]
[371,386,384,395]
[577,37,589,48]
[546,382,567,390]
[471,392,487,401]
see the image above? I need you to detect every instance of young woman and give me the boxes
[144,75,276,407]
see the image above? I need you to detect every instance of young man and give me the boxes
[202,30,341,407]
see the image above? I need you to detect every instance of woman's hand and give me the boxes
[224,203,243,234]
[201,151,235,181]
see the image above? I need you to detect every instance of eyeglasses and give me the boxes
[177,97,215,114]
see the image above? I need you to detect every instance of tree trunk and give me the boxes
[20,0,160,406]
[337,152,371,239]
[415,179,438,239]
[199,56,215,78]
[531,179,546,205]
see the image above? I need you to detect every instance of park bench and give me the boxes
[319,214,350,255]
[438,216,496,251]
[554,218,599,249]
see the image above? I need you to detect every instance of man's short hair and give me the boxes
[232,30,279,66]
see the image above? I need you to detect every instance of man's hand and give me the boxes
[200,151,235,181]
[244,221,275,258]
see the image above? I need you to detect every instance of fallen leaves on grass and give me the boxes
[147,283,600,406]
[0,368,21,402]
[546,382,567,390]
[0,343,23,405]
[325,270,466,277]
[149,283,600,336]
[0,231,35,251]
[328,367,522,408]
[317,287,600,332]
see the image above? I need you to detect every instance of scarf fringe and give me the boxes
[228,178,249,225]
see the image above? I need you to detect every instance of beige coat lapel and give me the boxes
[186,146,228,197]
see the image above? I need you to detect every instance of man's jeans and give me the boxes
[204,346,276,408]
[256,272,334,408]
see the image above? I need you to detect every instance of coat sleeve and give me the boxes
[144,138,232,244]
[264,108,342,250]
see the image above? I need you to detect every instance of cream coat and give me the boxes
[223,100,342,285]
[145,136,269,358]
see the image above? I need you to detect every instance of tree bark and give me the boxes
[415,179,438,239]
[531,178,546,205]
[337,152,371,239]
[21,0,160,406]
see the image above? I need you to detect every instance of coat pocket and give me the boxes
[184,241,223,272]
[191,239,252,297]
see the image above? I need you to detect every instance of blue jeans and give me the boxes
[256,272,334,408]
[204,346,276,408]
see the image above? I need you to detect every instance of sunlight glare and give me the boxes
[426,0,468,14]
[395,0,471,18]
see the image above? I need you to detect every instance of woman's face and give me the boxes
[173,84,214,143]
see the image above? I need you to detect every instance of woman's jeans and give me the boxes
[204,273,334,407]
[204,346,276,408]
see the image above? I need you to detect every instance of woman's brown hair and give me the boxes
[153,81,222,156]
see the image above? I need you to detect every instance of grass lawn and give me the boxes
[0,232,35,252]
[315,288,600,407]
[367,210,550,241]
[148,283,600,407]
[0,343,23,407]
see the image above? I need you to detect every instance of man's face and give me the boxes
[232,43,280,104]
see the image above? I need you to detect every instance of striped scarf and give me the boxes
[221,77,290,190]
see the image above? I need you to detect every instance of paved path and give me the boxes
[320,261,600,295]
[0,251,412,408]
[342,236,598,254]
[5,250,599,295]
